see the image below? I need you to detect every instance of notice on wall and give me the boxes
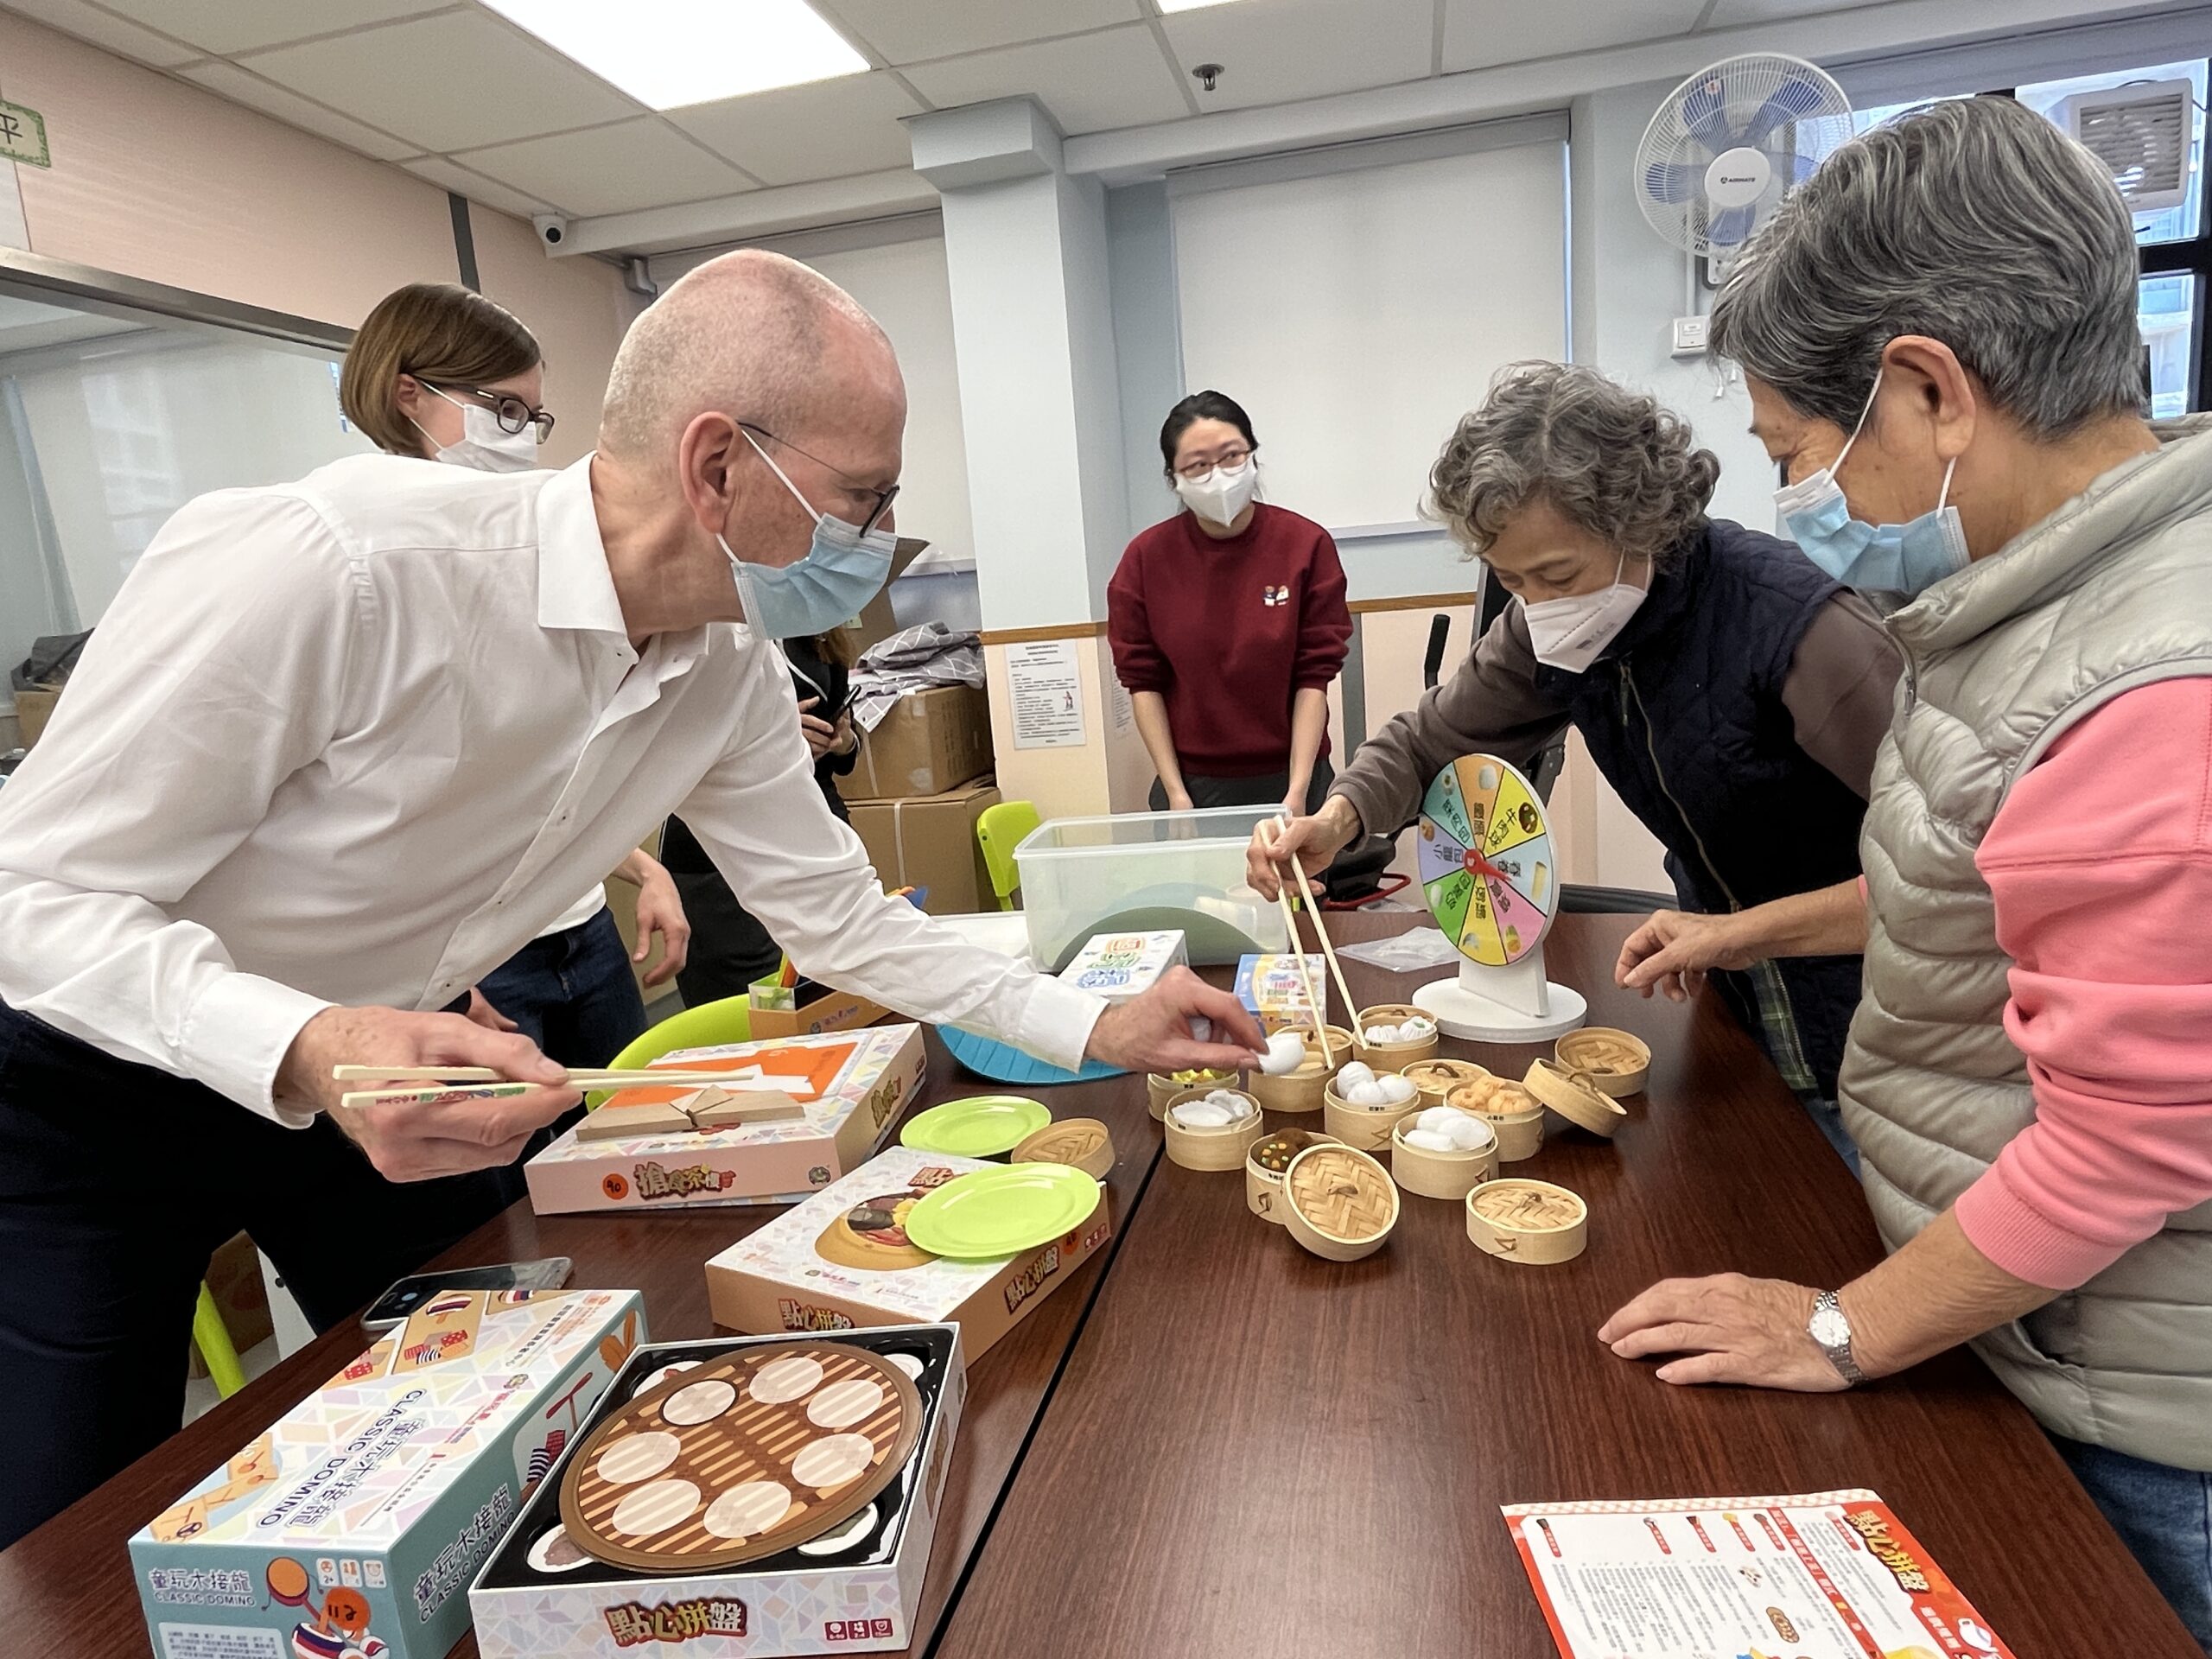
[1007,640,1086,751]
[1503,1491,2012,1659]
[1109,675,1135,735]
[0,99,49,168]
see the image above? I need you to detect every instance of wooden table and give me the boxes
[932,912,2200,1658]
[2,913,2193,1657]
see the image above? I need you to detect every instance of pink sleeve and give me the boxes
[1953,677,2212,1290]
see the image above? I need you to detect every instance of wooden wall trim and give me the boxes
[1348,592,1480,614]
[977,621,1109,646]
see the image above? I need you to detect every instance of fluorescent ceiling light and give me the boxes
[1154,0,1251,11]
[480,0,868,109]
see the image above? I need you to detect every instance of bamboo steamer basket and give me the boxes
[1281,1143,1400,1262]
[1148,1066,1236,1122]
[1554,1027,1652,1097]
[1244,1025,1351,1115]
[1443,1074,1546,1162]
[1389,1115,1499,1200]
[1011,1116,1116,1180]
[1524,1058,1629,1140]
[1245,1128,1338,1224]
[1352,1002,1440,1067]
[1398,1057,1488,1110]
[1163,1087,1264,1172]
[1465,1179,1588,1264]
[1322,1075,1421,1153]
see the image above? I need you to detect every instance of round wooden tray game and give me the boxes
[1389,1116,1498,1200]
[1523,1058,1629,1139]
[558,1341,923,1572]
[1555,1027,1651,1097]
[1442,1072,1546,1162]
[1148,1068,1236,1121]
[1352,1003,1440,1066]
[1322,1077,1421,1153]
[1245,1026,1351,1115]
[1012,1116,1116,1179]
[1245,1127,1337,1223]
[1163,1089,1263,1172]
[1281,1143,1400,1262]
[1465,1179,1588,1264]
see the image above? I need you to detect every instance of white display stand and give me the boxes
[1411,950,1586,1043]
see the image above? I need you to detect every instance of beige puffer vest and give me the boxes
[1844,419,2212,1468]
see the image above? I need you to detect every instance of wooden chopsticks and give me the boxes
[330,1065,786,1113]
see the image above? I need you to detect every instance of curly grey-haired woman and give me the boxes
[1251,359,1901,1163]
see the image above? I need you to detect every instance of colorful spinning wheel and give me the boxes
[1415,755,1558,969]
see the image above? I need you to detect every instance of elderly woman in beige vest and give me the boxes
[1603,96,2212,1642]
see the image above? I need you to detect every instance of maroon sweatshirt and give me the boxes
[1106,502,1352,779]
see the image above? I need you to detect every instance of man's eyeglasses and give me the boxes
[1174,445,1252,482]
[741,422,899,535]
[416,379,556,444]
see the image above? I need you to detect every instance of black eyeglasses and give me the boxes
[416,378,556,444]
[741,422,899,535]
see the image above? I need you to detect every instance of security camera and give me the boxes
[531,213,569,249]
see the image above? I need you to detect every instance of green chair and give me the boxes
[975,800,1041,912]
[588,996,753,1107]
[193,1281,247,1400]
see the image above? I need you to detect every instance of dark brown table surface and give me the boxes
[932,911,2200,1659]
[3,913,2192,1658]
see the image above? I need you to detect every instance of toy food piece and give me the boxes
[1401,1128,1455,1153]
[1413,1106,1492,1150]
[1259,1031,1309,1077]
[1170,1101,1238,1129]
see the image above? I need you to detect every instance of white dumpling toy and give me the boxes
[1258,1030,1308,1077]
[1376,1075,1418,1104]
[1401,1128,1457,1153]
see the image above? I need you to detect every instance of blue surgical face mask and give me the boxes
[720,429,897,641]
[1775,373,1968,596]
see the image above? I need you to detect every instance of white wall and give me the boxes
[0,386,59,685]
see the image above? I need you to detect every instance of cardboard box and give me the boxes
[844,685,993,801]
[847,783,998,915]
[1058,930,1186,1002]
[1235,952,1330,1034]
[131,1288,645,1659]
[12,686,57,748]
[706,1146,1116,1363]
[747,982,890,1041]
[188,1230,274,1381]
[470,1325,965,1659]
[524,1027,927,1216]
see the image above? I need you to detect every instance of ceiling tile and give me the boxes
[1444,0,1705,73]
[0,0,199,67]
[242,11,641,153]
[401,155,556,219]
[179,61,423,160]
[819,0,1140,66]
[1699,0,1887,24]
[902,24,1187,137]
[1160,0,1434,112]
[671,72,921,187]
[455,118,754,217]
[95,0,446,55]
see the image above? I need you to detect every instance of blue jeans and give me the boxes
[1798,1091,1860,1173]
[476,906,648,1070]
[2052,1432,2212,1651]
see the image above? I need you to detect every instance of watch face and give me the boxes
[1809,1305,1850,1348]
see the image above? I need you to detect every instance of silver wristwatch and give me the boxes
[1808,1290,1866,1386]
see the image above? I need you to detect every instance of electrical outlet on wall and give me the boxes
[1671,315,1710,357]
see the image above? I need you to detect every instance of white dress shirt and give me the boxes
[0,453,1103,1122]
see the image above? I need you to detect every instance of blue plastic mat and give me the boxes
[940,1025,1125,1086]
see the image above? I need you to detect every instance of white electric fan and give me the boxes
[1635,53,1854,260]
[1409,754,1586,1042]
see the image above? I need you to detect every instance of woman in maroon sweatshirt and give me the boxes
[1107,391,1352,816]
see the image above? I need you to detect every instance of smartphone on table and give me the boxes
[361,1256,573,1331]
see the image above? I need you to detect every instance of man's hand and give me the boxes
[1598,1274,1847,1391]
[631,858,691,988]
[1247,798,1360,901]
[1615,910,1753,1002]
[1085,967,1268,1076]
[276,1006,579,1182]
[463,988,518,1032]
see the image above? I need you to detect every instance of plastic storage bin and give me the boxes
[1015,806,1290,970]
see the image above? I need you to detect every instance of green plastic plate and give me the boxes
[899,1095,1052,1158]
[903,1163,1103,1260]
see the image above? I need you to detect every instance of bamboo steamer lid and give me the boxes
[1398,1058,1487,1109]
[1523,1058,1628,1139]
[1465,1178,1588,1264]
[1245,1128,1338,1224]
[1012,1117,1116,1180]
[1163,1088,1264,1172]
[1554,1027,1651,1097]
[1281,1144,1399,1262]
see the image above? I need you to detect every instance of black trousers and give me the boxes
[1147,756,1334,815]
[0,1002,518,1548]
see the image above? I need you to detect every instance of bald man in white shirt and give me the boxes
[0,251,1266,1546]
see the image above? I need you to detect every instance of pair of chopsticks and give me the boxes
[1261,816,1361,1070]
[330,1065,765,1112]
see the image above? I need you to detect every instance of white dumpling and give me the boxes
[1334,1062,1375,1087]
[1376,1075,1417,1104]
[1205,1089,1249,1111]
[1415,1106,1461,1134]
[1399,1017,1436,1039]
[1259,1031,1307,1077]
[1363,1024,1399,1046]
[1401,1128,1457,1153]
[1172,1102,1234,1128]
[1441,1116,1491,1151]
[1344,1079,1389,1106]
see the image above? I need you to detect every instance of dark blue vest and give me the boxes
[1529,518,1870,1100]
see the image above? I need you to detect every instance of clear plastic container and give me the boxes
[1015,806,1290,970]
